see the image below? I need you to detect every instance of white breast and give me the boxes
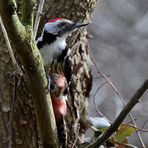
[40,38,66,67]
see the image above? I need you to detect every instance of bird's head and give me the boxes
[50,73,68,100]
[44,18,89,38]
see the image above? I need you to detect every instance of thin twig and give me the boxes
[1,15,23,148]
[122,123,148,133]
[7,75,18,148]
[93,74,111,79]
[1,15,22,128]
[141,119,148,129]
[0,16,17,66]
[93,82,111,123]
[86,79,148,148]
[34,0,45,38]
[0,16,22,75]
[90,52,123,102]
[115,141,138,148]
[90,51,146,147]
[7,74,22,148]
[93,83,148,132]
[131,116,145,148]
[93,83,148,133]
[0,0,59,146]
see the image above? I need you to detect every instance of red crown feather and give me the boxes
[48,18,63,23]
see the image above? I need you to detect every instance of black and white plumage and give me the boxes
[37,18,88,84]
[37,18,88,147]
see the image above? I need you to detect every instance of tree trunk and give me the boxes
[0,0,97,147]
[0,21,40,148]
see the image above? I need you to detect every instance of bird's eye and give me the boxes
[58,22,66,27]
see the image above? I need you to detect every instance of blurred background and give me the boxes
[88,0,148,146]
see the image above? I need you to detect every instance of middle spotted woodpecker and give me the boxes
[37,18,88,84]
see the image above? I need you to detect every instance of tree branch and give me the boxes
[0,16,17,67]
[87,79,148,148]
[0,0,59,147]
[34,0,45,38]
[90,51,146,147]
[22,0,36,26]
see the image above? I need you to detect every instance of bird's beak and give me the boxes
[68,22,89,32]
[60,21,89,36]
[74,22,89,29]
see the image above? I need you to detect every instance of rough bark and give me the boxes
[0,25,41,148]
[0,0,59,147]
[39,0,97,146]
[0,0,97,147]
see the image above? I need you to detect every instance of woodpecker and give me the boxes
[37,18,89,84]
[50,73,67,123]
[49,73,68,146]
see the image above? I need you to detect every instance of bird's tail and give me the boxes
[57,118,67,148]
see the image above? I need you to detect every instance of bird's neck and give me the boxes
[38,31,68,51]
[55,37,67,50]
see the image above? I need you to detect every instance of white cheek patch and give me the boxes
[44,23,58,35]
[44,20,62,35]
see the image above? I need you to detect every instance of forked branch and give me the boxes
[87,79,148,148]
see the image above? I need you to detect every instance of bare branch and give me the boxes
[0,16,17,67]
[142,119,148,129]
[132,118,146,148]
[93,82,111,123]
[34,0,45,38]
[90,52,146,147]
[123,124,148,133]
[87,79,148,148]
[7,74,19,148]
[90,52,123,101]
